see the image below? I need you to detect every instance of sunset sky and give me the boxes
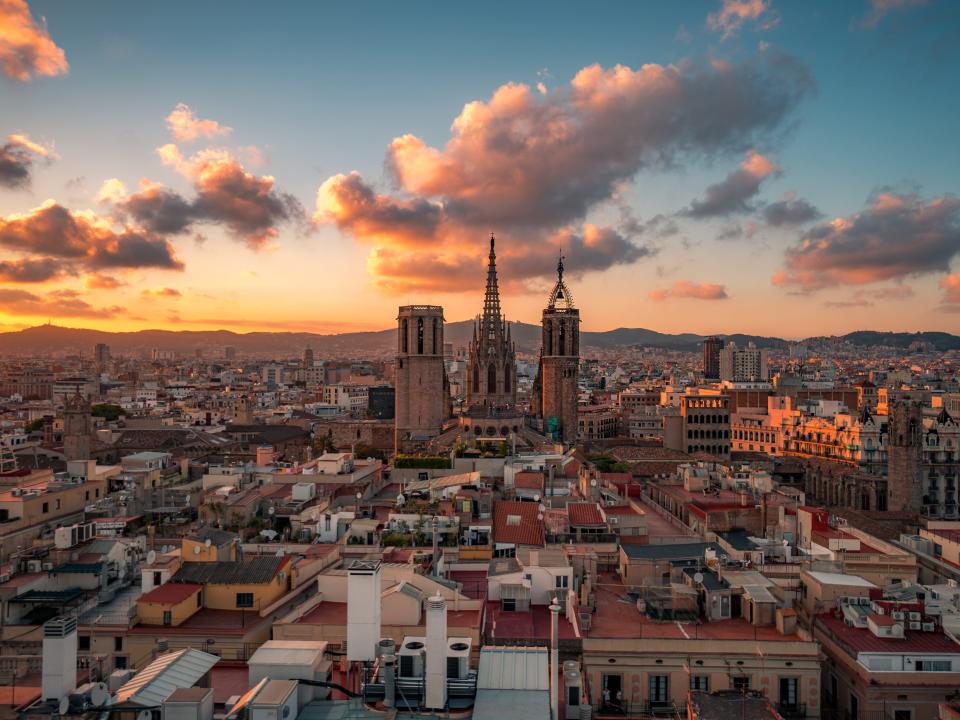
[1,0,959,338]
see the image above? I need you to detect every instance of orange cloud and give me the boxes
[0,0,68,81]
[85,273,127,290]
[940,274,960,304]
[684,150,779,218]
[141,287,181,298]
[0,288,121,318]
[774,193,960,290]
[0,133,55,188]
[707,0,778,40]
[165,103,232,143]
[649,280,729,301]
[318,54,810,293]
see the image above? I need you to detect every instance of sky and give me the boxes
[0,0,959,338]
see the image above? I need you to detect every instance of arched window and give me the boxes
[432,318,438,355]
[547,324,553,355]
[472,364,480,393]
[488,363,497,394]
[416,317,424,354]
[504,366,511,393]
[559,321,566,356]
[401,319,408,353]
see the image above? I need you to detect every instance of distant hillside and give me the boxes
[0,323,956,358]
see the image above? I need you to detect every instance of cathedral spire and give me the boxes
[482,233,503,324]
[548,252,574,309]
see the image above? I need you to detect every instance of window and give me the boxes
[324,515,331,532]
[779,677,798,708]
[690,675,709,691]
[42,502,48,513]
[55,499,61,510]
[501,598,516,612]
[850,693,859,720]
[732,676,750,692]
[555,575,569,589]
[236,592,254,608]
[78,635,91,651]
[893,711,912,720]
[115,656,128,670]
[401,319,408,353]
[114,636,123,651]
[648,675,669,705]
[153,571,162,586]
[417,317,424,354]
[197,591,202,607]
[488,363,497,394]
[916,660,951,671]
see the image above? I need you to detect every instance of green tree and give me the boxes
[91,403,125,421]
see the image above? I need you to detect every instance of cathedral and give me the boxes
[394,234,581,451]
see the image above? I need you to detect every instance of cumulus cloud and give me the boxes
[0,200,183,283]
[0,133,54,189]
[317,53,812,292]
[0,288,121,318]
[940,274,960,304]
[773,193,960,290]
[762,192,821,226]
[0,0,68,81]
[101,146,304,250]
[0,256,63,282]
[684,150,779,218]
[861,0,928,28]
[165,103,232,143]
[707,0,779,40]
[649,280,729,301]
[85,273,126,290]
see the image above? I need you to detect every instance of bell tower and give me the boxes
[63,391,92,461]
[537,256,580,444]
[395,305,449,452]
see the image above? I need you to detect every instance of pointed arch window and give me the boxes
[417,317,424,354]
[559,320,566,356]
[473,363,480,392]
[488,363,497,394]
[504,366,511,393]
[401,319,408,353]
[432,318,438,355]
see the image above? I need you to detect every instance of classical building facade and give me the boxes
[533,257,580,444]
[465,236,517,410]
[394,305,450,452]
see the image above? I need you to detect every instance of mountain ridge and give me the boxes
[0,323,957,357]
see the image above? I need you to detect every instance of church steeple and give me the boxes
[547,252,575,309]
[483,234,502,324]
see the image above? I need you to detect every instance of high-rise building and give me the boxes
[395,305,449,451]
[702,337,724,380]
[719,341,769,382]
[534,256,580,444]
[465,236,517,409]
[224,346,237,361]
[303,346,314,368]
[94,343,110,365]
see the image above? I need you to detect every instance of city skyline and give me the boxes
[1,0,959,336]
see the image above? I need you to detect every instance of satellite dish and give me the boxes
[90,684,110,708]
[146,550,157,565]
[534,493,541,502]
[268,506,276,515]
[137,710,153,720]
[185,494,191,504]
[396,493,405,505]
[193,546,201,555]
[58,697,69,715]
[205,538,212,547]
[275,549,285,557]
[693,572,704,584]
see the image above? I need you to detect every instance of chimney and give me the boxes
[424,593,448,710]
[550,597,561,720]
[42,616,78,705]
[256,445,275,467]
[346,560,381,661]
[382,653,396,709]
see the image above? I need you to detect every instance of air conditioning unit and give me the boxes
[398,637,426,678]
[446,637,472,680]
[42,562,53,571]
[26,559,41,573]
[909,621,921,630]
[922,622,935,632]
[892,611,904,620]
[909,612,921,621]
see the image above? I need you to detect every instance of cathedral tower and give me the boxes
[465,235,517,409]
[887,397,925,512]
[536,256,580,444]
[395,305,450,451]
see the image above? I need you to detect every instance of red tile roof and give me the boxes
[138,582,202,604]
[568,502,605,527]
[493,500,545,547]
[514,471,544,490]
[818,613,960,654]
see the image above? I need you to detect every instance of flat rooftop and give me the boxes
[818,613,960,655]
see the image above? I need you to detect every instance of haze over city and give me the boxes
[1,0,958,337]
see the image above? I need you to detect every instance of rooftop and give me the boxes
[139,582,202,605]
[492,500,545,547]
[172,556,289,585]
[818,613,960,654]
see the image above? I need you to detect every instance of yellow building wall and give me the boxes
[203,575,289,611]
[136,589,202,626]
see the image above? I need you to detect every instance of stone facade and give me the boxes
[887,398,926,512]
[533,257,580,444]
[394,305,449,452]
[63,391,91,461]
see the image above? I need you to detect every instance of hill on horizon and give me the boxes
[0,323,957,357]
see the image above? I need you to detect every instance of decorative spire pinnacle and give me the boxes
[482,233,503,326]
[548,252,574,309]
